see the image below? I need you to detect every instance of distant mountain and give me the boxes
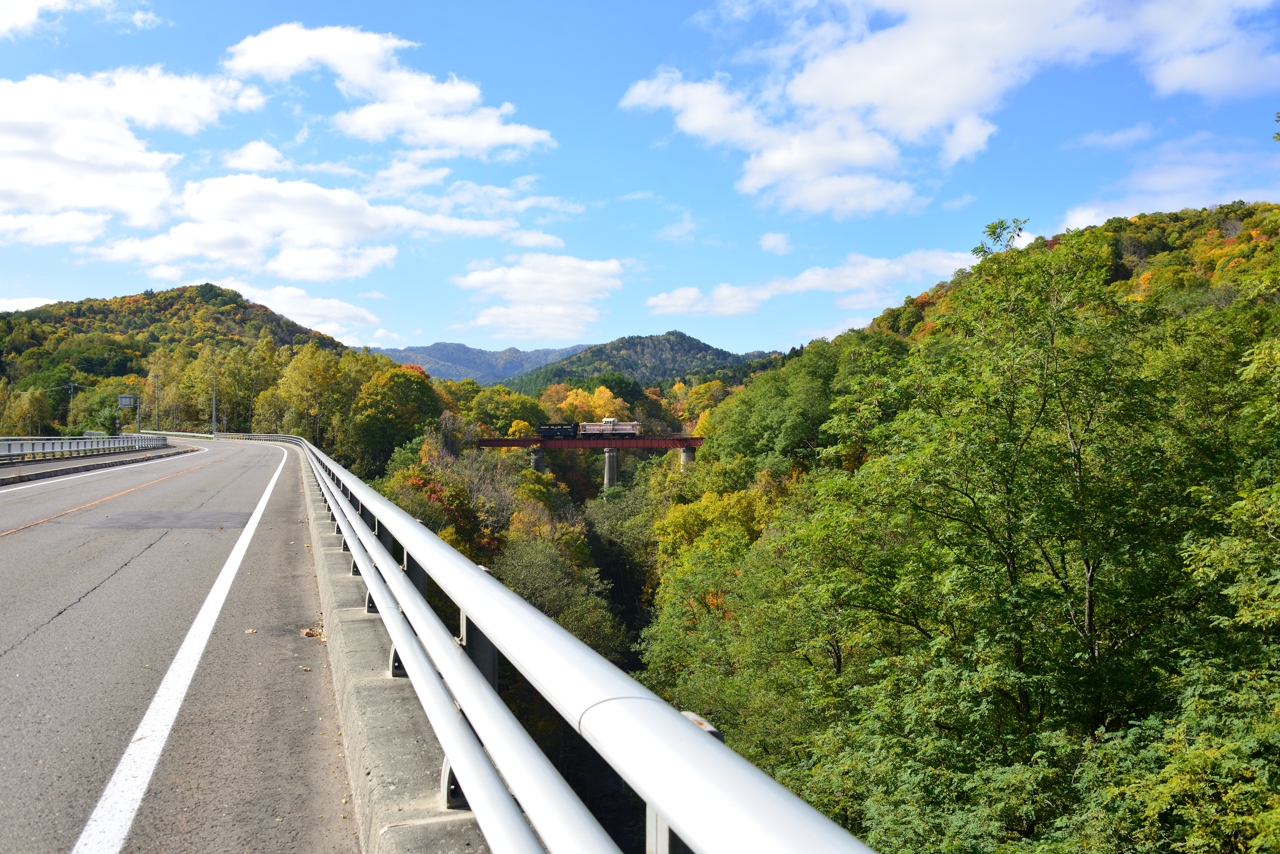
[504,331,775,395]
[372,342,589,384]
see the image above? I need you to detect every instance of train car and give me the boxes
[537,423,578,439]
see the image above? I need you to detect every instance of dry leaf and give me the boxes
[300,666,311,671]
[244,628,257,634]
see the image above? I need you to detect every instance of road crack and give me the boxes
[0,529,170,660]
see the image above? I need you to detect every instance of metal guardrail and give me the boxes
[0,434,167,464]
[149,431,875,854]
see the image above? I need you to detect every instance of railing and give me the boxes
[152,431,875,854]
[0,434,168,464]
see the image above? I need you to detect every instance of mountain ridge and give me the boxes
[504,330,776,394]
[371,342,588,384]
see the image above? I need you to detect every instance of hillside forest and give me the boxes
[6,201,1280,851]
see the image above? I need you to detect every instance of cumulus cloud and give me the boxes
[0,0,109,39]
[96,174,561,279]
[647,248,970,316]
[0,65,262,230]
[130,10,160,29]
[222,140,292,172]
[0,211,108,244]
[225,23,553,157]
[0,296,55,311]
[451,253,625,339]
[759,232,792,254]
[624,1,1280,217]
[224,280,379,342]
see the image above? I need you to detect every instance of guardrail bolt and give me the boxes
[389,646,407,678]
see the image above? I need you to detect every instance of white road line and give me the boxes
[0,445,210,496]
[69,445,288,854]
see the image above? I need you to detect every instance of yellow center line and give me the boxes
[0,461,216,537]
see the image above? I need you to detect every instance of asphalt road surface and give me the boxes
[0,439,358,854]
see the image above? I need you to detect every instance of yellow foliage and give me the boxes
[508,419,536,438]
[655,490,767,568]
[556,386,632,423]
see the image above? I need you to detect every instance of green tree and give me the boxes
[276,342,341,445]
[348,365,443,476]
[466,385,547,435]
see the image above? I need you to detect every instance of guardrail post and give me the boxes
[647,712,724,854]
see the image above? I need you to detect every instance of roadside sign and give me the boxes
[117,394,137,408]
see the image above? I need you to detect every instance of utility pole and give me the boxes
[211,383,217,437]
[154,374,159,431]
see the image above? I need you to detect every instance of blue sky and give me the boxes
[1,1,1279,353]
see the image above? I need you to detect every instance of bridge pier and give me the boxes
[679,446,696,469]
[603,448,618,488]
[529,447,545,473]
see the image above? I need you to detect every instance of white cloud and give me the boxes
[146,264,182,280]
[406,176,583,223]
[130,10,159,29]
[1070,123,1154,149]
[0,66,262,229]
[96,174,561,280]
[365,157,451,197]
[622,67,909,216]
[656,211,696,242]
[0,211,108,243]
[1060,132,1280,230]
[359,289,386,299]
[647,248,969,316]
[759,231,792,254]
[224,280,379,343]
[940,114,997,165]
[297,161,364,177]
[0,0,108,39]
[225,23,553,157]
[223,140,292,172]
[624,1,1280,217]
[0,296,54,311]
[451,253,624,339]
[941,193,977,210]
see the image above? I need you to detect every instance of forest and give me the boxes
[4,201,1280,851]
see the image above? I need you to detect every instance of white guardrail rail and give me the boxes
[0,433,167,464]
[148,431,875,854]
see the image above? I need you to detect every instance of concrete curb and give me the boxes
[0,445,198,486]
[297,449,491,854]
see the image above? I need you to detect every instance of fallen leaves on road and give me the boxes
[300,666,311,671]
[244,628,257,634]
[301,626,327,641]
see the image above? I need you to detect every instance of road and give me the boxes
[0,439,357,854]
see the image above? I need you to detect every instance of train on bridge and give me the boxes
[536,418,640,439]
